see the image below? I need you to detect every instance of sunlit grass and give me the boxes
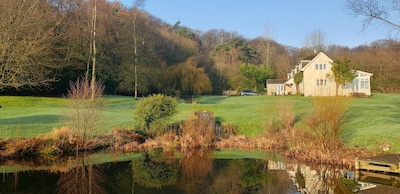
[1,93,399,152]
[342,93,400,152]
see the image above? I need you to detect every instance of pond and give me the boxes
[0,149,399,194]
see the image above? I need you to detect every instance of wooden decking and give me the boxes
[355,154,400,174]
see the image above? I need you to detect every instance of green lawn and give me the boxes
[0,93,399,152]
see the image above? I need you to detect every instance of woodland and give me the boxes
[1,0,400,97]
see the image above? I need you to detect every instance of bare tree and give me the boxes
[346,0,400,34]
[0,0,63,90]
[90,0,98,100]
[262,24,275,65]
[303,29,327,54]
[133,0,145,100]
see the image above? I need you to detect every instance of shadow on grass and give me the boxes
[192,95,233,104]
[0,115,60,125]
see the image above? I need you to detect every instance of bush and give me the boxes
[63,77,104,146]
[134,94,178,134]
[305,96,350,151]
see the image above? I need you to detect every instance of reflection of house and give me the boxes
[287,164,334,194]
[267,52,373,97]
[268,160,286,170]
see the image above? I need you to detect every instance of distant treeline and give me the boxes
[1,0,399,96]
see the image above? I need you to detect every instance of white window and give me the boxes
[317,79,326,86]
[360,79,369,89]
[319,64,323,69]
[323,64,326,69]
[315,64,318,70]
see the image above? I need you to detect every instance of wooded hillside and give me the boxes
[1,0,399,96]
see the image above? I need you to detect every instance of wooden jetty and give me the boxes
[355,154,400,174]
[356,170,400,187]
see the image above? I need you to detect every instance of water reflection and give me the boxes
[178,149,213,193]
[0,150,399,193]
[57,161,105,194]
[131,150,178,189]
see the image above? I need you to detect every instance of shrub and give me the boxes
[180,117,215,148]
[306,96,350,151]
[63,77,104,147]
[134,94,178,134]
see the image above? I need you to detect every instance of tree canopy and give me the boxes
[134,94,178,132]
[239,63,272,92]
[1,0,400,95]
[328,58,357,96]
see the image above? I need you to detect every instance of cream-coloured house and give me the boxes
[267,52,373,97]
[266,79,287,95]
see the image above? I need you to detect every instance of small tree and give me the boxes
[328,58,356,96]
[293,72,303,95]
[64,77,104,149]
[239,63,272,91]
[134,94,178,132]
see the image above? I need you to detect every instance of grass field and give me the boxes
[0,93,399,152]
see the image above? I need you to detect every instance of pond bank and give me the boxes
[0,129,376,169]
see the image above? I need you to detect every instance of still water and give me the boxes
[0,149,399,194]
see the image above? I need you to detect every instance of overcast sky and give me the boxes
[115,0,392,48]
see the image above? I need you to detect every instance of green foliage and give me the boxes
[294,72,303,84]
[294,72,303,94]
[329,58,357,96]
[340,177,358,192]
[131,152,178,189]
[134,94,178,132]
[170,57,212,95]
[239,63,272,91]
[239,160,269,192]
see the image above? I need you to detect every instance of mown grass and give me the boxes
[342,93,400,152]
[0,93,399,152]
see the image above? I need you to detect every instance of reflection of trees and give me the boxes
[211,159,272,194]
[210,159,242,193]
[56,158,105,194]
[178,149,213,193]
[103,162,133,194]
[239,159,270,193]
[131,150,178,189]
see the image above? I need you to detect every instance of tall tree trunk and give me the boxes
[133,0,145,99]
[91,0,97,101]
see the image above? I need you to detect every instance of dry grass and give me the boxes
[40,126,74,142]
[305,96,350,151]
[259,96,372,168]
[179,117,215,148]
[277,101,296,131]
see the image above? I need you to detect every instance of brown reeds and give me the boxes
[305,96,350,151]
[179,117,215,148]
[40,126,74,142]
[278,101,296,131]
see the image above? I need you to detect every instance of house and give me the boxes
[266,79,287,95]
[267,52,373,97]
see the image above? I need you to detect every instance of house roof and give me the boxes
[286,78,294,84]
[302,54,318,60]
[355,70,373,76]
[267,79,287,84]
[301,52,332,71]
